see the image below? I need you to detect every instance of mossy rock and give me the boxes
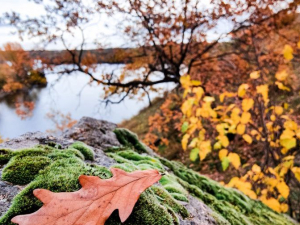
[0,124,298,225]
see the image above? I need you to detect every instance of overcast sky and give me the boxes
[0,0,125,50]
[0,0,45,49]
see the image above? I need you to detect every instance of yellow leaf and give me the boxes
[241,112,251,124]
[191,80,202,86]
[219,135,229,147]
[275,81,290,92]
[256,85,269,104]
[270,115,276,121]
[276,181,289,199]
[242,98,254,112]
[284,103,289,109]
[180,75,191,88]
[203,96,215,103]
[284,120,297,131]
[283,44,293,61]
[252,164,261,173]
[275,70,288,81]
[219,149,228,160]
[280,203,289,213]
[237,124,246,135]
[243,134,252,144]
[213,142,222,150]
[260,196,281,212]
[274,106,283,115]
[228,153,241,169]
[280,138,296,151]
[238,84,249,98]
[291,167,300,181]
[181,98,195,117]
[232,107,240,115]
[231,112,241,125]
[280,129,295,139]
[182,134,190,151]
[199,140,212,160]
[193,87,204,101]
[250,71,260,79]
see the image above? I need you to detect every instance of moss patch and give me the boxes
[2,156,51,185]
[0,149,13,164]
[69,141,95,161]
[114,128,148,153]
[0,145,189,225]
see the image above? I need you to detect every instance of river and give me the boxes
[0,64,175,139]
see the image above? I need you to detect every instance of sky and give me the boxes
[0,0,123,50]
[0,0,46,49]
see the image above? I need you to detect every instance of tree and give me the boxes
[179,41,300,217]
[2,0,299,103]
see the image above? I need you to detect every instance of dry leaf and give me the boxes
[11,168,162,225]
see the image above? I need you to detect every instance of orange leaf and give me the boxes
[11,168,162,225]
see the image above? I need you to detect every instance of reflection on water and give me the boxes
[0,64,175,138]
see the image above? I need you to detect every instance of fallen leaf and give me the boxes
[11,168,162,225]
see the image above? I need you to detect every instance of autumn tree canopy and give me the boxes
[2,0,299,103]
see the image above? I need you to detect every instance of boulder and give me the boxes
[0,117,297,225]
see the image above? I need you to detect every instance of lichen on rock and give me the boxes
[0,117,298,225]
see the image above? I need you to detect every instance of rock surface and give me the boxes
[0,117,297,225]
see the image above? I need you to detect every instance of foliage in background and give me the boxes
[180,43,300,216]
[0,43,46,93]
[46,110,78,135]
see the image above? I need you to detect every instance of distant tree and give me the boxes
[2,0,299,103]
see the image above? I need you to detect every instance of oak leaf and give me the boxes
[11,168,162,225]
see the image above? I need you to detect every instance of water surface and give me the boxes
[0,64,174,138]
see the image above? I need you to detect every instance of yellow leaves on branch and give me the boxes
[279,120,298,152]
[219,149,228,161]
[228,153,241,169]
[199,140,212,160]
[218,149,241,170]
[218,135,229,147]
[226,177,257,200]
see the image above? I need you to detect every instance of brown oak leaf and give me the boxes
[11,168,162,225]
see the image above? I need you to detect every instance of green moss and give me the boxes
[158,157,296,225]
[114,128,148,153]
[0,149,13,164]
[106,190,175,225]
[0,145,184,225]
[2,156,51,185]
[159,175,188,200]
[69,141,95,161]
[0,139,296,225]
[108,150,164,172]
